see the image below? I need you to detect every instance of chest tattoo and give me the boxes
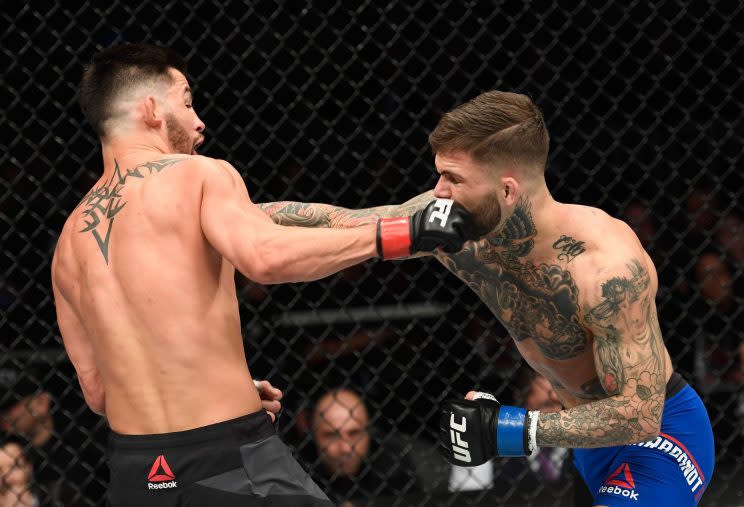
[440,197,589,360]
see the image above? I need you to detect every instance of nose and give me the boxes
[195,114,205,133]
[337,439,352,455]
[433,176,451,199]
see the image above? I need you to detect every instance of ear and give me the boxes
[143,95,163,129]
[501,176,519,206]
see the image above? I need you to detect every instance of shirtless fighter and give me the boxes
[50,43,477,506]
[260,91,715,505]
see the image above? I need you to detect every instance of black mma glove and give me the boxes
[439,393,538,466]
[377,199,478,259]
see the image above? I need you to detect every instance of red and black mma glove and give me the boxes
[377,199,478,259]
[439,393,539,466]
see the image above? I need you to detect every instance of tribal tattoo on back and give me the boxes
[75,158,184,263]
[439,197,589,360]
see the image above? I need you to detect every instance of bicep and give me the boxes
[199,161,274,277]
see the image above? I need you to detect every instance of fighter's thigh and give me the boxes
[593,449,698,506]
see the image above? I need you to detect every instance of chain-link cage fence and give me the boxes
[1,1,743,506]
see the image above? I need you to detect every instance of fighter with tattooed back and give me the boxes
[261,91,714,506]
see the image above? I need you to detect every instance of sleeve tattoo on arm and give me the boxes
[536,260,667,448]
[258,190,435,228]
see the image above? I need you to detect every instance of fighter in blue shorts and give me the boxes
[259,90,716,505]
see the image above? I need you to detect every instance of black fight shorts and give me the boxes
[106,411,333,506]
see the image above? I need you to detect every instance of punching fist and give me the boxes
[439,392,536,466]
[377,199,478,259]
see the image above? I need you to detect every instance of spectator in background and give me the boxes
[511,372,570,485]
[623,200,657,252]
[0,369,53,450]
[685,185,719,238]
[692,252,742,386]
[622,199,688,296]
[0,435,36,507]
[695,252,734,314]
[306,388,420,505]
[0,367,88,506]
[715,213,744,266]
[506,370,591,505]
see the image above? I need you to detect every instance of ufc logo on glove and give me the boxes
[449,414,471,463]
[428,199,453,227]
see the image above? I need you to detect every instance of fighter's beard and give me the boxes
[165,114,192,155]
[470,196,502,237]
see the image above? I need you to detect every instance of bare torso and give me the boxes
[52,154,262,434]
[437,199,673,408]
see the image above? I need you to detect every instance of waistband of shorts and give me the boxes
[108,410,275,449]
[665,371,686,400]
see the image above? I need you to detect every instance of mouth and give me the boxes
[192,137,204,155]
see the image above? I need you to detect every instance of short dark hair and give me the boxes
[78,43,187,139]
[429,91,550,172]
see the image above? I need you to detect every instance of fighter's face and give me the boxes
[0,443,32,489]
[163,69,205,155]
[433,152,502,236]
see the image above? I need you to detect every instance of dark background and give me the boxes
[1,1,742,505]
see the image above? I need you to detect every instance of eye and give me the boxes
[185,103,193,109]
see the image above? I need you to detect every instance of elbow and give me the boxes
[243,252,286,285]
[630,418,662,445]
[647,420,663,442]
[246,264,273,285]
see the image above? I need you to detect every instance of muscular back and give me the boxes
[52,155,262,434]
[438,197,673,408]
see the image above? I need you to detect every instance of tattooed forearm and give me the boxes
[258,190,435,229]
[256,202,334,227]
[536,375,664,448]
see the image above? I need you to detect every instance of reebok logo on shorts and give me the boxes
[147,454,178,490]
[598,463,639,501]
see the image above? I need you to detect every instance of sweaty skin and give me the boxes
[51,69,378,435]
[259,153,674,449]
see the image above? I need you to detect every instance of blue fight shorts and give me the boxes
[573,372,714,506]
